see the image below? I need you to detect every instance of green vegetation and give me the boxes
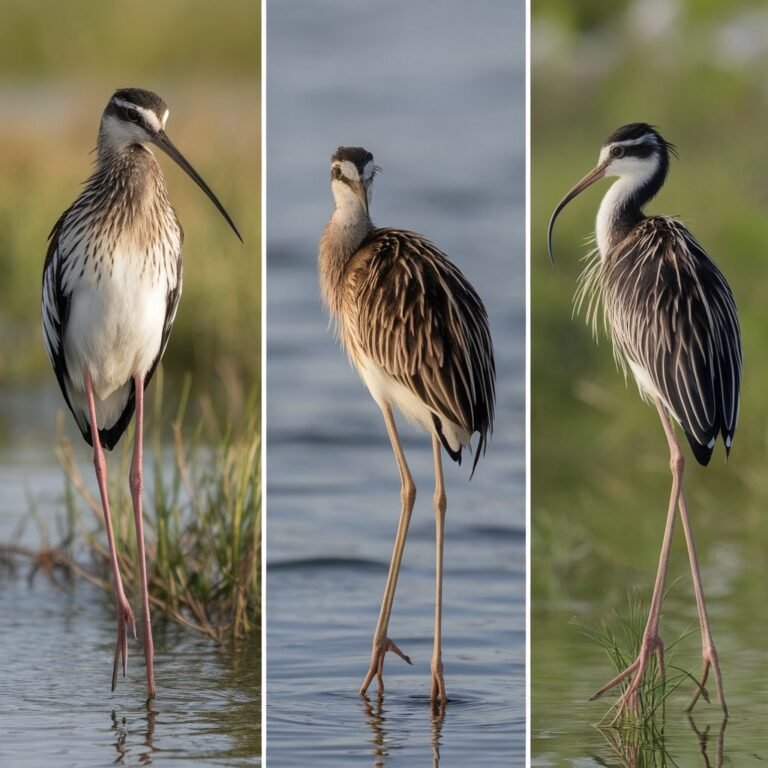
[47,372,260,640]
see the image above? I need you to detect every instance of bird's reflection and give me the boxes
[688,714,726,768]
[110,703,158,765]
[362,693,388,767]
[430,699,446,767]
[592,705,727,767]
[361,692,446,767]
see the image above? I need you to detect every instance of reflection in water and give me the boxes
[430,701,446,768]
[593,709,727,768]
[688,715,726,768]
[361,694,387,766]
[110,705,158,765]
[111,710,127,764]
[361,693,446,768]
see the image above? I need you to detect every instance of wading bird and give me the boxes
[319,146,495,704]
[42,88,241,699]
[548,123,741,715]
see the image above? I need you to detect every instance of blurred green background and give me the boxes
[533,0,768,758]
[0,0,260,402]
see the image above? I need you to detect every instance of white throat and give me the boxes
[331,178,368,228]
[595,155,659,258]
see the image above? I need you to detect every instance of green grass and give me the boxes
[54,371,261,641]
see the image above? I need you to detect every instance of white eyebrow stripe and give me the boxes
[613,133,657,147]
[112,98,162,132]
[339,160,361,181]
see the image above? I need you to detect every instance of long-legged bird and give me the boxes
[548,123,741,715]
[42,88,241,699]
[319,146,495,704]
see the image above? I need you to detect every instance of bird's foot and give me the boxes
[592,632,665,719]
[111,595,137,691]
[430,657,447,707]
[359,636,412,696]
[687,643,727,716]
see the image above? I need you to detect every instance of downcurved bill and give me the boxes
[547,161,608,265]
[153,130,243,242]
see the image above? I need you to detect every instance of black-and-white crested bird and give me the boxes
[548,123,741,715]
[42,87,241,699]
[319,146,495,705]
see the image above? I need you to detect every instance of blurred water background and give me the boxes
[533,0,768,764]
[266,0,525,764]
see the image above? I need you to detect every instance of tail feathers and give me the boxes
[431,413,462,465]
[75,383,137,451]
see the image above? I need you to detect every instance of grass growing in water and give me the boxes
[53,371,261,642]
[583,587,691,726]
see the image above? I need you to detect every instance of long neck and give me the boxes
[76,143,172,254]
[595,157,668,258]
[318,190,373,317]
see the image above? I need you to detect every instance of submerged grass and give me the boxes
[53,371,261,642]
[582,587,691,726]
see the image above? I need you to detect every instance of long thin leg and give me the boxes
[130,375,156,699]
[84,371,136,690]
[360,403,415,696]
[657,426,727,715]
[430,435,447,705]
[592,400,682,711]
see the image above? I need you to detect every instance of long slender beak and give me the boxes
[547,161,608,265]
[153,130,243,242]
[353,179,369,216]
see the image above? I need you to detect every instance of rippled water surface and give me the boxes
[0,412,260,767]
[266,0,524,764]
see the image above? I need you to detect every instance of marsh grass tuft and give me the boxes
[54,371,261,642]
[581,586,692,727]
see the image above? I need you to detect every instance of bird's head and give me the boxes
[99,88,242,241]
[547,123,676,263]
[330,146,379,216]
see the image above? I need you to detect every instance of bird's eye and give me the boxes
[331,166,341,180]
[610,145,625,159]
[125,109,141,124]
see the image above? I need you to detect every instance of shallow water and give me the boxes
[0,411,260,767]
[266,0,524,763]
[532,520,768,766]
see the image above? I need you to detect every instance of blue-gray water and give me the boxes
[266,0,525,764]
[0,402,260,767]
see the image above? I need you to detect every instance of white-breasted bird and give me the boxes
[42,87,241,699]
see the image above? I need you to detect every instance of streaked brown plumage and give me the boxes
[319,145,495,704]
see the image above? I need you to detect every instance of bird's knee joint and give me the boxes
[670,453,685,474]
[130,469,143,494]
[433,492,446,516]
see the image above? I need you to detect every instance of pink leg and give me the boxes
[84,372,136,690]
[130,375,155,699]
[591,400,681,713]
[674,465,726,714]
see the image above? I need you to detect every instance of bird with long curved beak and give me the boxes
[547,163,609,265]
[545,122,740,717]
[42,87,241,699]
